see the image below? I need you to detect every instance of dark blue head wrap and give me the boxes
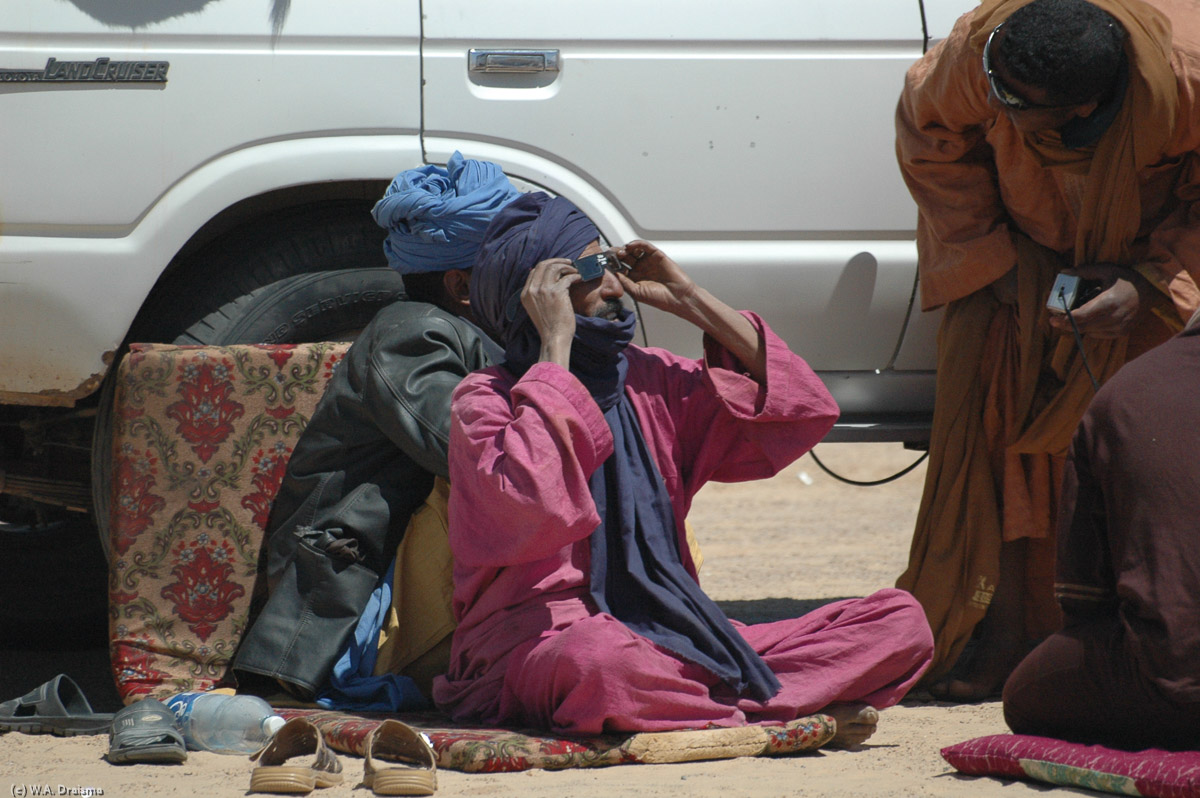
[470,192,599,347]
[470,193,780,702]
[371,151,521,274]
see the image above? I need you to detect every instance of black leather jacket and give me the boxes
[233,299,499,697]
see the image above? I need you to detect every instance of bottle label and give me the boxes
[164,691,205,725]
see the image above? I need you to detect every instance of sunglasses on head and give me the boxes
[983,23,1053,112]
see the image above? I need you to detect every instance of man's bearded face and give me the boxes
[590,298,624,321]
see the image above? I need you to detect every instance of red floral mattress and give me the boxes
[105,342,349,701]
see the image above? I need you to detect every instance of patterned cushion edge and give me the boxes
[941,734,1200,798]
[280,708,833,773]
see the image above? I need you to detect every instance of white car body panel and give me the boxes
[0,0,421,402]
[0,0,977,427]
[922,0,974,42]
[0,136,422,402]
[422,0,954,417]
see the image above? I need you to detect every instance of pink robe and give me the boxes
[433,313,933,734]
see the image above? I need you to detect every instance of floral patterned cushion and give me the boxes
[106,342,349,704]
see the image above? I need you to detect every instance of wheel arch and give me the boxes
[0,136,423,405]
[424,137,639,246]
[125,135,425,341]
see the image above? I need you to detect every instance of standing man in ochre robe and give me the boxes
[895,0,1200,700]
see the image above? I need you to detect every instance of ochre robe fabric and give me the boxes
[895,0,1200,681]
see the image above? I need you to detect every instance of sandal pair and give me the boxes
[249,717,436,796]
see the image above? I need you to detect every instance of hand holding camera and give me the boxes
[1046,272,1103,313]
[1046,264,1143,338]
[610,240,698,315]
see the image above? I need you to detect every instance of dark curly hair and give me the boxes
[998,0,1127,106]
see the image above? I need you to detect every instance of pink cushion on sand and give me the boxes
[942,734,1200,798]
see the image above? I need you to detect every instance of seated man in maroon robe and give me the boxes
[1003,311,1200,750]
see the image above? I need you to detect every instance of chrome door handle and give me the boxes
[468,49,560,74]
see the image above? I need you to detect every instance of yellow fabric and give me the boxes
[896,0,1200,681]
[685,519,704,575]
[375,478,457,681]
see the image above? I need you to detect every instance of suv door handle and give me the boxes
[468,49,560,74]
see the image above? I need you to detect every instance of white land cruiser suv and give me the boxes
[0,1,974,560]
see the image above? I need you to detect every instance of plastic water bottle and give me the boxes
[165,692,286,755]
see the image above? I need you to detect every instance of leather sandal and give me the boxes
[249,717,343,794]
[363,719,437,796]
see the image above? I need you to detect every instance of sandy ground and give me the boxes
[0,443,1078,797]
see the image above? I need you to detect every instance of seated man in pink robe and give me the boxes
[432,193,934,746]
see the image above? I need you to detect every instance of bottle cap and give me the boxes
[264,715,286,738]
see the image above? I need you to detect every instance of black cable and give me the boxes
[807,284,1101,489]
[631,294,648,347]
[611,250,649,347]
[1060,288,1101,394]
[808,284,1101,488]
[807,447,929,487]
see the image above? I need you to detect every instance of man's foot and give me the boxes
[926,675,1003,703]
[926,538,1037,703]
[926,634,1026,703]
[824,702,879,749]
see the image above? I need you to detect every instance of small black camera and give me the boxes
[1046,272,1102,313]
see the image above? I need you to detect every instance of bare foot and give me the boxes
[927,538,1031,703]
[823,702,879,749]
[927,674,1006,703]
[927,633,1026,703]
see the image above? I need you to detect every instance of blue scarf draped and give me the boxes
[473,193,780,701]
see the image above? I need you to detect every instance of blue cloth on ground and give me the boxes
[315,558,429,712]
[372,151,521,274]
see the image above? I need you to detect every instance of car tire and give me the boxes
[91,267,407,563]
[128,202,388,343]
[174,267,405,345]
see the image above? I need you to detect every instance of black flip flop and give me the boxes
[106,698,187,764]
[0,673,114,736]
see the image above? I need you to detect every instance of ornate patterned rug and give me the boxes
[278,708,836,773]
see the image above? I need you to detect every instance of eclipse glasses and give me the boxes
[505,251,630,321]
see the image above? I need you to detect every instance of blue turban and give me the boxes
[469,192,600,348]
[371,151,521,274]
